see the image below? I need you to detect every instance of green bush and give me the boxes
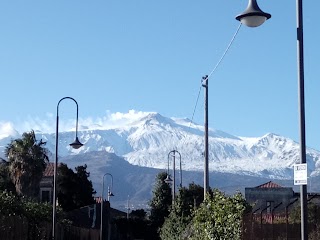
[0,190,22,216]
[189,189,250,240]
[0,190,52,223]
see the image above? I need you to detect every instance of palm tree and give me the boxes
[5,130,49,199]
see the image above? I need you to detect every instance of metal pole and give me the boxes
[167,150,182,204]
[52,114,59,240]
[100,177,105,240]
[202,75,209,199]
[107,186,110,202]
[100,173,113,240]
[176,151,182,188]
[52,97,81,240]
[296,0,307,239]
[173,151,176,204]
[107,200,111,240]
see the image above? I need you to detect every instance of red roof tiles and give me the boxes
[43,162,54,177]
[255,181,282,189]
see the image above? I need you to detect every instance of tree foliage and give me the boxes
[0,159,15,192]
[160,183,204,240]
[160,188,250,240]
[57,163,96,211]
[0,190,22,216]
[21,197,52,222]
[289,202,320,224]
[130,209,147,219]
[4,130,49,198]
[0,190,51,222]
[189,189,250,240]
[149,171,172,229]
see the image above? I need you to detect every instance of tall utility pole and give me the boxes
[202,75,209,199]
[296,1,307,239]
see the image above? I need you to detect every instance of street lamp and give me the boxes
[164,150,182,204]
[100,173,114,240]
[236,0,307,239]
[52,97,83,240]
[235,0,271,27]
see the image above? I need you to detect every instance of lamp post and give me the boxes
[236,0,307,239]
[52,97,83,240]
[164,150,182,204]
[100,173,114,240]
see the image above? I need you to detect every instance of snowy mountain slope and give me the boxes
[1,112,320,180]
[59,151,301,211]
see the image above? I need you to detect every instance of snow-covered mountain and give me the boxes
[1,112,320,180]
[2,111,320,210]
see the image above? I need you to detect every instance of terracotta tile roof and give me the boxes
[43,162,54,177]
[255,181,282,189]
[95,197,113,204]
[95,197,102,203]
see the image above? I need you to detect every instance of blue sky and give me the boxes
[0,1,320,150]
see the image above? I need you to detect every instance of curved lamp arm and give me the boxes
[102,173,114,200]
[57,97,83,149]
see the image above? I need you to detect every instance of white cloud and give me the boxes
[0,122,19,139]
[19,116,55,134]
[1,110,154,136]
[78,110,152,130]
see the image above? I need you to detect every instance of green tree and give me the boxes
[57,163,95,211]
[189,189,250,240]
[160,183,204,240]
[5,130,49,198]
[130,209,147,219]
[149,171,172,230]
[289,202,320,224]
[0,159,15,192]
[73,165,96,207]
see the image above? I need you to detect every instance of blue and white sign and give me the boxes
[293,163,307,185]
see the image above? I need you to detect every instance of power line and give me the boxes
[188,22,242,129]
[178,23,242,156]
[208,23,242,78]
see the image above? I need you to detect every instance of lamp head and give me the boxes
[236,0,271,27]
[164,175,173,184]
[69,137,83,149]
[109,192,115,197]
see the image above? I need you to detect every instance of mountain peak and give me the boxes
[139,112,172,125]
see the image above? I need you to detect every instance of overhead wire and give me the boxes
[178,23,243,151]
[208,23,242,79]
[188,22,242,131]
[167,23,242,177]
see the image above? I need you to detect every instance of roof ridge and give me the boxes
[256,181,282,188]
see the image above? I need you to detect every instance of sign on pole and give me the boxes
[293,163,307,185]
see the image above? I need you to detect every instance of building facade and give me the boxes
[39,162,54,203]
[245,181,296,213]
